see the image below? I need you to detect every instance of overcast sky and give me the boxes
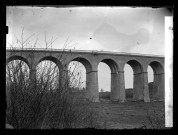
[6,6,172,90]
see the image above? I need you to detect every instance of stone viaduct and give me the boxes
[6,48,165,103]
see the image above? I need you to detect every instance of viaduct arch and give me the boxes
[6,49,165,103]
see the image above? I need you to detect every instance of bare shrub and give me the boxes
[6,29,100,129]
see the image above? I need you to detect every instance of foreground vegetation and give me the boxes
[6,59,104,129]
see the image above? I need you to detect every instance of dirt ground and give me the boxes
[90,101,165,129]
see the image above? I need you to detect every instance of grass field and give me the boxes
[98,91,165,129]
[90,101,165,129]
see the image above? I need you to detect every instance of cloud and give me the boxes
[92,22,150,52]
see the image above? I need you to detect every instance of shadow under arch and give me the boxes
[71,57,93,73]
[125,59,144,101]
[149,61,164,74]
[6,55,30,68]
[98,58,119,101]
[126,60,143,74]
[100,58,119,73]
[148,61,164,101]
[38,56,63,70]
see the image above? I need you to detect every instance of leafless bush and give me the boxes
[6,29,101,129]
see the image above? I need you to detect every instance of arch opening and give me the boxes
[124,64,134,101]
[98,59,119,101]
[6,59,30,90]
[36,59,60,91]
[68,61,86,92]
[148,61,164,101]
[68,57,92,93]
[147,65,154,101]
[125,60,144,101]
[98,62,111,101]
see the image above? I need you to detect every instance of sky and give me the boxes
[6,6,172,91]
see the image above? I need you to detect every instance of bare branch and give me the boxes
[23,33,36,45]
[21,27,25,48]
